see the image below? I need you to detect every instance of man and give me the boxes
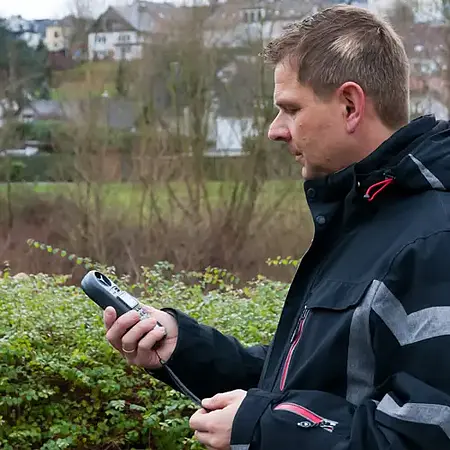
[104,5,450,450]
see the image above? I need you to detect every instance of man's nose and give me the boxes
[268,119,291,142]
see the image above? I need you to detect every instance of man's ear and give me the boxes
[337,82,366,134]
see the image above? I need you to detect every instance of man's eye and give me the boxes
[284,108,299,115]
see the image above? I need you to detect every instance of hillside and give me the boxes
[51,60,140,100]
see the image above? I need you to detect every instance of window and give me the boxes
[243,8,266,23]
[95,35,106,44]
[54,31,59,38]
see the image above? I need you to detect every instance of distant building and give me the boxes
[45,25,68,52]
[203,0,316,48]
[87,1,175,61]
[34,19,58,40]
[58,15,94,60]
[203,0,371,48]
[19,100,64,123]
[5,15,42,49]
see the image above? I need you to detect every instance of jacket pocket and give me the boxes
[307,279,374,311]
[274,401,338,433]
[278,279,376,394]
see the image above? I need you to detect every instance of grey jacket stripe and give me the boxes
[347,280,450,406]
[231,446,250,450]
[371,283,450,346]
[377,394,450,439]
[409,154,445,190]
[346,280,382,405]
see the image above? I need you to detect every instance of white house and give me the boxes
[203,0,371,48]
[45,25,68,52]
[88,1,175,61]
[5,15,42,49]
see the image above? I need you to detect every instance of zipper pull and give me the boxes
[297,420,320,429]
[290,307,308,344]
[300,306,309,320]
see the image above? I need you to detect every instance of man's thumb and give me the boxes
[104,306,117,330]
[202,391,234,409]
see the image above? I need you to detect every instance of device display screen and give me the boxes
[116,291,139,309]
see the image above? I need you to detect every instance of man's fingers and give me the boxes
[135,325,166,353]
[105,310,141,351]
[202,390,243,410]
[121,318,160,350]
[189,408,210,432]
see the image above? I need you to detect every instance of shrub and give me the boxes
[0,263,287,449]
[0,154,75,182]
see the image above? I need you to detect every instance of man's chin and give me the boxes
[301,166,327,181]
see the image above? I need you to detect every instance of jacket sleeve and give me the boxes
[151,309,269,399]
[231,231,450,450]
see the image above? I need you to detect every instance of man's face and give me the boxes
[268,63,350,180]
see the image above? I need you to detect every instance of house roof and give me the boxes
[112,1,175,33]
[33,19,58,37]
[61,98,138,130]
[28,100,64,119]
[204,0,318,29]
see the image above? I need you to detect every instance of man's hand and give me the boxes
[189,390,247,450]
[104,306,178,370]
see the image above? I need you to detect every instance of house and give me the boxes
[5,15,42,49]
[409,75,449,119]
[203,56,266,155]
[45,25,68,52]
[394,22,450,119]
[203,0,314,48]
[34,19,58,40]
[87,1,175,61]
[61,98,139,130]
[54,15,94,60]
[19,100,64,123]
[13,98,138,131]
[203,0,372,48]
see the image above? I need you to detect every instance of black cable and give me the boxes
[151,349,204,408]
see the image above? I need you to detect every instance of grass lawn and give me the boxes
[0,180,310,223]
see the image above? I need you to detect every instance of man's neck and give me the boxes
[355,121,399,163]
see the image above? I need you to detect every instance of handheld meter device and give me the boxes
[80,269,203,407]
[81,270,163,329]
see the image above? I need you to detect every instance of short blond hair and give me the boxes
[263,5,410,129]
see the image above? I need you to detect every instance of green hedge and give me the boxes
[0,264,286,449]
[0,154,75,182]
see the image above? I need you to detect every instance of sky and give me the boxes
[0,0,203,20]
[0,0,105,20]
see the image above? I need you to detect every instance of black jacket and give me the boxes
[155,115,450,449]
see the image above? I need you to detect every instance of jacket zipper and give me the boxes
[279,307,310,391]
[274,402,338,433]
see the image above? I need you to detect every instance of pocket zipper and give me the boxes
[274,402,338,433]
[279,307,310,391]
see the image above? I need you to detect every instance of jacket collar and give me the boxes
[303,115,439,204]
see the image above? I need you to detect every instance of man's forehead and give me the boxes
[273,79,303,105]
[274,63,298,84]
